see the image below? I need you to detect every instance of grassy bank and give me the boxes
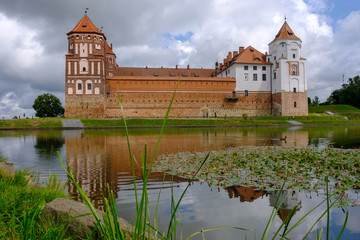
[0,160,68,239]
[309,104,360,120]
[0,118,62,128]
[1,104,360,129]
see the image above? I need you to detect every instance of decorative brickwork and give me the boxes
[65,15,308,118]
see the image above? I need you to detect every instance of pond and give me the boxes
[0,126,360,239]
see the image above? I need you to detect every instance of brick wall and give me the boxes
[65,95,105,118]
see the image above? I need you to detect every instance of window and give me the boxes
[253,66,257,70]
[294,102,297,107]
[83,67,86,72]
[78,83,82,90]
[293,54,296,59]
[262,66,266,71]
[244,66,248,70]
[274,72,276,79]
[244,73,248,81]
[274,56,276,60]
[87,83,92,90]
[293,88,297,93]
[262,74,266,81]
[290,63,299,75]
[253,73,258,81]
[245,90,248,96]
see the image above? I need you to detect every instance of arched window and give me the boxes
[76,80,83,94]
[85,80,92,94]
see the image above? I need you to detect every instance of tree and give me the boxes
[326,75,360,108]
[32,93,64,117]
[312,96,320,106]
[308,97,311,104]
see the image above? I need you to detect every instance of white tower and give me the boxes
[268,21,308,116]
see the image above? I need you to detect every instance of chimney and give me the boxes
[227,52,232,61]
[176,65,178,69]
[239,46,245,53]
[233,51,238,57]
[145,66,148,69]
[187,64,189,69]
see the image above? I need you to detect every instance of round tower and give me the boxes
[65,14,108,118]
[268,21,308,116]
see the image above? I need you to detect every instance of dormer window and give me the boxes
[254,58,261,61]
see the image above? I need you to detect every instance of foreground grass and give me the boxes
[0,167,68,239]
[154,146,360,198]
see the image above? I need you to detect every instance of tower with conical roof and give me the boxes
[65,14,116,118]
[268,21,308,116]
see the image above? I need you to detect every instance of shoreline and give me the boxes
[1,122,360,131]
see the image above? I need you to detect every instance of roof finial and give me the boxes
[284,14,287,22]
[85,8,89,15]
[100,27,103,32]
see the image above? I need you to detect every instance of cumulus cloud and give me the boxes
[0,0,359,117]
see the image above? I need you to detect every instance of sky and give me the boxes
[0,0,359,119]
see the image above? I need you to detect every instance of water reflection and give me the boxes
[1,126,360,239]
[34,131,64,158]
[63,127,310,207]
[269,189,302,222]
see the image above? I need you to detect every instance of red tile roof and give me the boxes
[233,46,269,65]
[270,21,300,44]
[67,14,104,36]
[105,42,115,55]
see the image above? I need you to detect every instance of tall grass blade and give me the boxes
[166,153,210,239]
[261,181,291,240]
[336,211,348,240]
[147,78,180,179]
[117,93,139,211]
[187,226,252,239]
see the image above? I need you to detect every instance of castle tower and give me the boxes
[268,21,308,116]
[65,14,109,118]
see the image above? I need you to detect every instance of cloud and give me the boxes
[0,0,359,117]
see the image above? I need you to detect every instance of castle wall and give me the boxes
[104,78,271,118]
[281,90,308,116]
[65,95,105,118]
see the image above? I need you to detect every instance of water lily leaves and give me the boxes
[153,146,360,198]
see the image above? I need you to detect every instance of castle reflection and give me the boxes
[226,185,302,222]
[63,127,308,207]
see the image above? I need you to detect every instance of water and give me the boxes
[0,126,360,239]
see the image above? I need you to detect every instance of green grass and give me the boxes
[0,168,68,239]
[309,104,360,120]
[309,104,360,114]
[0,118,63,128]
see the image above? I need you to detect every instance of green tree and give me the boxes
[32,93,64,117]
[312,96,320,106]
[326,75,360,108]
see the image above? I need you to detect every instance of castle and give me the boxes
[65,14,308,118]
